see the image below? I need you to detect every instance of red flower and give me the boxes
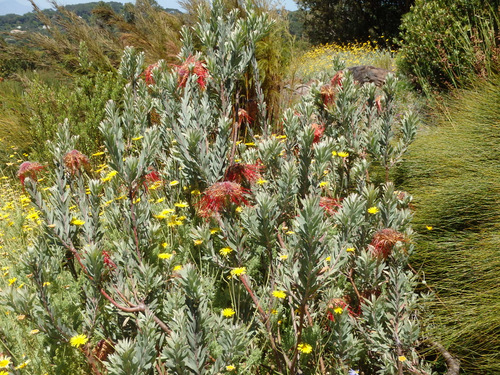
[237,108,252,125]
[197,181,251,218]
[369,228,407,260]
[144,63,159,85]
[330,71,344,88]
[320,72,343,107]
[144,167,161,184]
[175,55,209,90]
[63,149,90,175]
[311,123,325,143]
[102,250,116,270]
[142,167,163,192]
[225,163,262,185]
[17,161,46,187]
[319,197,341,216]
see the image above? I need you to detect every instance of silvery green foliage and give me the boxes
[2,1,435,375]
[105,314,159,375]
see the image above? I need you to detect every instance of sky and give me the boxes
[21,0,298,12]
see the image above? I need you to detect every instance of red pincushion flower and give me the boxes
[326,298,358,322]
[375,95,383,113]
[142,167,163,192]
[330,71,344,88]
[17,161,46,187]
[144,167,161,184]
[175,55,209,90]
[319,197,341,216]
[144,63,159,85]
[102,250,116,270]
[311,123,325,143]
[197,181,251,218]
[225,163,262,185]
[369,228,407,260]
[63,149,90,175]
[320,72,343,107]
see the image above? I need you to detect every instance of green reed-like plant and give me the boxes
[1,1,433,374]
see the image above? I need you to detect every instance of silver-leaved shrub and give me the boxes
[3,1,432,374]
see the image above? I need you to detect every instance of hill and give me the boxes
[0,1,181,33]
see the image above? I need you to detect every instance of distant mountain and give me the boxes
[0,2,182,34]
[0,0,34,16]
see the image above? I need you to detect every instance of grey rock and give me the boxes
[347,65,392,86]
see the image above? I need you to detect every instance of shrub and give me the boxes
[398,0,500,90]
[1,1,431,374]
[23,68,124,161]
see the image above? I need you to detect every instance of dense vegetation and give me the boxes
[398,0,499,90]
[0,0,498,374]
[296,0,414,45]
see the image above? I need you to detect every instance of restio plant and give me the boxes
[2,1,430,374]
[398,75,500,374]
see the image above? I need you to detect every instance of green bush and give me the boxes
[23,69,124,161]
[1,1,434,374]
[397,0,500,90]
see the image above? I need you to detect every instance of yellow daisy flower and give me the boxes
[222,308,236,317]
[272,290,286,299]
[230,267,246,277]
[297,343,312,353]
[70,334,88,348]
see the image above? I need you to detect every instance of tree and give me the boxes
[297,0,414,45]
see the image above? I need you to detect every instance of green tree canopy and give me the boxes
[297,0,413,44]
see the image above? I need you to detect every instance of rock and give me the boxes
[346,65,391,86]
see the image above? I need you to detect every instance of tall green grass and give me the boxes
[398,75,500,373]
